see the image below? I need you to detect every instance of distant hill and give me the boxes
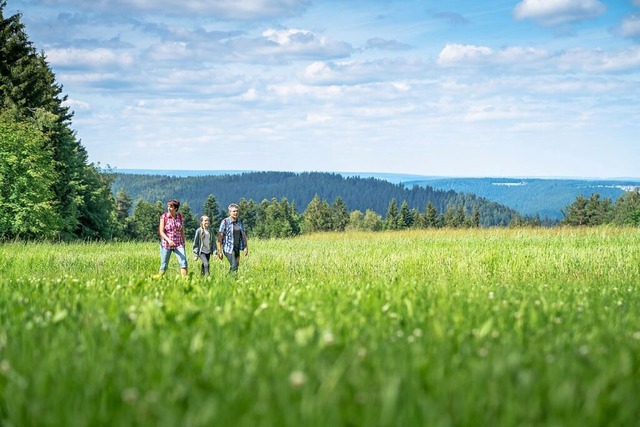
[406,177,640,219]
[109,171,518,227]
[109,169,640,221]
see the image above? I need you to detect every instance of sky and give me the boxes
[5,0,640,178]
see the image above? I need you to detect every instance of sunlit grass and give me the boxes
[1,227,639,426]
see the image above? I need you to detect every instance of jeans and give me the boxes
[159,245,188,272]
[224,248,240,272]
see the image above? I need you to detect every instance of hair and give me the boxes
[199,215,210,224]
[228,203,240,211]
[168,199,180,210]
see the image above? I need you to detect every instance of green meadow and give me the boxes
[0,228,639,426]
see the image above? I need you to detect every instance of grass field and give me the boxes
[1,228,639,426]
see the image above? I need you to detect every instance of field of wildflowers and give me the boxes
[0,228,639,426]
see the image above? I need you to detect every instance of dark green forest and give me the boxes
[110,171,518,227]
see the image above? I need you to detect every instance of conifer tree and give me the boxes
[203,194,223,227]
[331,196,349,231]
[1,3,115,239]
[385,199,399,230]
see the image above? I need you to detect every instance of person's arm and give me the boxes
[242,230,249,256]
[217,231,224,259]
[192,228,200,260]
[158,214,175,247]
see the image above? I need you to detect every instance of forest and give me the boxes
[2,2,640,242]
[110,171,518,225]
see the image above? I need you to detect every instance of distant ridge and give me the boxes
[108,169,640,219]
[110,171,517,227]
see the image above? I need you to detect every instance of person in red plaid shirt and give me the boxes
[158,199,188,277]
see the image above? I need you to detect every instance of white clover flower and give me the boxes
[289,370,307,389]
[321,331,334,346]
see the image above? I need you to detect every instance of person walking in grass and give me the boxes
[158,199,188,277]
[192,215,214,277]
[217,203,248,273]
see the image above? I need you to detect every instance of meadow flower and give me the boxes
[121,388,139,404]
[321,331,335,346]
[289,370,307,389]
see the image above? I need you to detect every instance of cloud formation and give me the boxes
[513,0,606,26]
[6,0,639,178]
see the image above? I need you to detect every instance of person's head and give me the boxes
[200,215,210,227]
[228,203,240,220]
[167,199,180,211]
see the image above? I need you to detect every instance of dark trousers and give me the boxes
[198,252,211,276]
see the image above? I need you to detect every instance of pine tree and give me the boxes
[302,194,332,233]
[203,194,223,226]
[385,199,399,230]
[398,200,412,229]
[331,196,349,231]
[424,202,438,228]
[1,3,115,239]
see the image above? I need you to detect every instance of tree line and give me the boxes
[2,3,639,243]
[110,171,519,227]
[111,190,490,242]
[559,191,640,226]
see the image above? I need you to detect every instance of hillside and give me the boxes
[110,171,518,227]
[407,178,640,219]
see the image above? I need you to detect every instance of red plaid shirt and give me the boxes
[160,212,185,248]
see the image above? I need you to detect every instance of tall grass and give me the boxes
[0,227,639,426]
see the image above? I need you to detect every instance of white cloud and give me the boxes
[558,46,640,72]
[257,28,353,59]
[63,98,91,110]
[437,43,640,74]
[301,58,426,85]
[436,43,548,67]
[618,15,640,39]
[45,48,135,70]
[437,43,493,65]
[513,0,606,26]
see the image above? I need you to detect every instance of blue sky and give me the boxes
[6,0,640,178]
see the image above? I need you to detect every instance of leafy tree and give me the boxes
[348,210,364,230]
[362,209,383,231]
[131,200,164,241]
[1,4,115,239]
[0,114,60,239]
[613,189,640,226]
